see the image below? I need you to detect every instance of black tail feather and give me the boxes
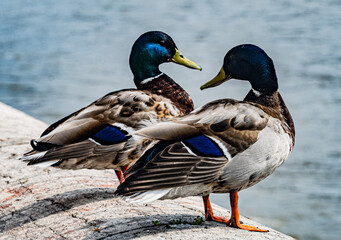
[30,139,60,151]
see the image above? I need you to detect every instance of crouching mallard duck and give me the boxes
[20,31,201,183]
[115,44,295,232]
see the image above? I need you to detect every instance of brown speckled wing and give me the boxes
[117,100,271,195]
[36,89,182,145]
[136,99,270,157]
[25,89,185,169]
[115,141,228,196]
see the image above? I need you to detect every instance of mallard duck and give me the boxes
[115,44,295,232]
[20,31,202,183]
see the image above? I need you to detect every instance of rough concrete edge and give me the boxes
[0,102,294,240]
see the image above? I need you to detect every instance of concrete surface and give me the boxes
[0,102,293,239]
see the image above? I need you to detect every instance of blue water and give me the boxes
[1,1,340,239]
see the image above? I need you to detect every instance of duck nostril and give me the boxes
[180,55,184,58]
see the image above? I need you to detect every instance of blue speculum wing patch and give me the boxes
[92,125,127,145]
[183,135,223,157]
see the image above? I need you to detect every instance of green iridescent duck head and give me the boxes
[201,44,278,94]
[130,31,202,85]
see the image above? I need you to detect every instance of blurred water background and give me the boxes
[1,1,340,239]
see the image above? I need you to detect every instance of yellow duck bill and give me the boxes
[171,49,202,70]
[200,67,231,90]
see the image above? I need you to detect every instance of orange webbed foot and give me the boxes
[226,219,268,232]
[203,193,269,232]
[206,213,229,224]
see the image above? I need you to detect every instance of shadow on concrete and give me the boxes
[83,214,222,240]
[0,188,114,233]
[0,187,224,239]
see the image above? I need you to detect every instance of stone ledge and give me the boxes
[0,102,293,239]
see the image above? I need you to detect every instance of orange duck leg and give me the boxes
[203,192,268,232]
[226,191,268,232]
[115,166,130,184]
[203,195,229,223]
[115,170,125,183]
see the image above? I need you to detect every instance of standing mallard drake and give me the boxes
[115,44,295,232]
[20,31,201,182]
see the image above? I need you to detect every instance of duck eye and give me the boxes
[159,40,166,46]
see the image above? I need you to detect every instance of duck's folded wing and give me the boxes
[115,139,228,197]
[24,140,125,169]
[135,99,269,144]
[116,99,271,198]
[33,89,181,148]
[21,90,180,168]
[21,122,131,168]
